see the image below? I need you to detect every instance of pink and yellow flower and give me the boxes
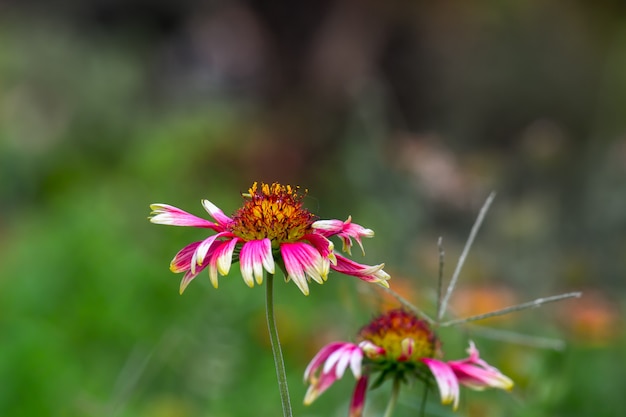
[304,309,513,416]
[149,182,390,295]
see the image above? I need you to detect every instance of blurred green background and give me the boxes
[1,1,625,416]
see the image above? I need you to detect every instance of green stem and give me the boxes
[419,383,428,417]
[383,377,401,417]
[265,272,293,417]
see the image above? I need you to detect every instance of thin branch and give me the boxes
[467,325,567,350]
[438,192,496,321]
[380,286,435,325]
[439,292,582,327]
[436,236,444,321]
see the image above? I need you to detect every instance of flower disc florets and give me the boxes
[358,309,439,363]
[230,182,316,246]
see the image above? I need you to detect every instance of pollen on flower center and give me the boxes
[358,309,439,362]
[229,182,317,245]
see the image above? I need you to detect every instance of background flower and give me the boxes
[304,309,513,416]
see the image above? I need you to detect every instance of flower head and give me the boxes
[150,182,390,295]
[304,309,513,416]
[357,308,440,363]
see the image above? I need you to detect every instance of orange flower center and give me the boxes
[229,182,316,246]
[358,309,439,362]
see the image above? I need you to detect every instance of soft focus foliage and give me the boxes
[1,1,625,416]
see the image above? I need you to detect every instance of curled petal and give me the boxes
[448,342,514,391]
[149,204,223,230]
[331,255,390,287]
[304,233,336,267]
[399,337,415,361]
[311,219,345,234]
[201,199,233,227]
[422,358,460,410]
[313,216,374,255]
[338,216,374,256]
[358,340,385,359]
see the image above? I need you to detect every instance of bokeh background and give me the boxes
[1,1,625,416]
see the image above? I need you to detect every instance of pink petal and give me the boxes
[173,241,218,293]
[201,199,233,227]
[323,347,346,375]
[195,232,235,265]
[217,238,239,275]
[304,342,346,382]
[240,239,275,287]
[466,340,481,361]
[179,261,209,294]
[208,260,219,289]
[331,255,390,286]
[149,204,222,230]
[358,341,385,359]
[448,342,514,391]
[349,376,368,417]
[422,358,460,410]
[280,242,327,295]
[304,370,339,405]
[338,217,374,255]
[312,216,374,255]
[304,233,336,266]
[324,344,362,379]
[349,347,364,379]
[192,233,227,274]
[280,244,309,295]
[399,337,415,361]
[304,342,364,407]
[311,219,345,235]
[170,241,201,273]
[450,362,513,391]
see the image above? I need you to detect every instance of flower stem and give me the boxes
[383,377,401,417]
[419,383,428,417]
[265,272,293,417]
